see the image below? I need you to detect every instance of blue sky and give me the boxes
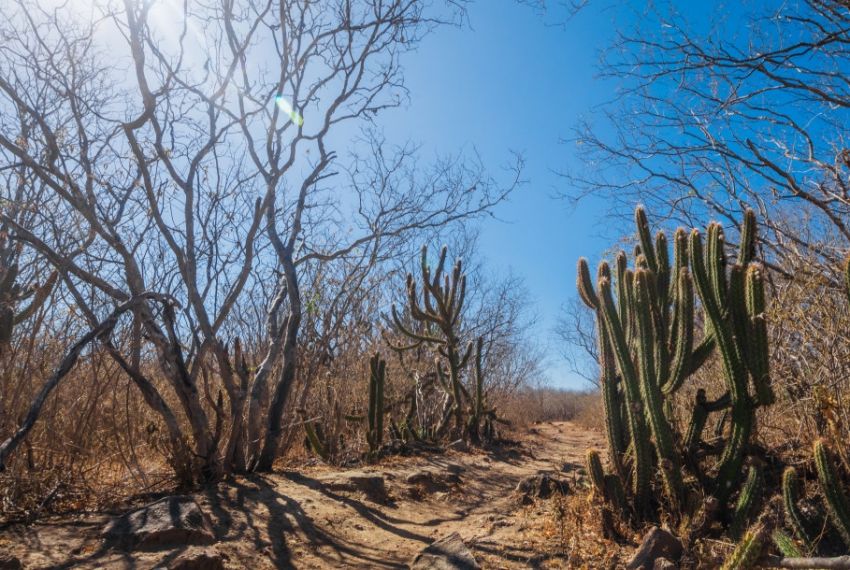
[380,1,619,389]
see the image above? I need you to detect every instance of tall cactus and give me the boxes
[390,245,474,439]
[814,438,850,547]
[366,353,386,455]
[577,206,774,528]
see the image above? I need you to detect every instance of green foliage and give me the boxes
[577,206,774,531]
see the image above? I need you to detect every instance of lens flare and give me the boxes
[275,95,304,126]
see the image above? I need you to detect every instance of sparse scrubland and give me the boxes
[4,0,850,569]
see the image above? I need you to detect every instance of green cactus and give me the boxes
[731,465,763,540]
[586,449,605,496]
[814,438,850,547]
[577,206,774,529]
[722,524,766,570]
[782,467,816,551]
[389,245,475,439]
[366,353,387,454]
[771,530,803,558]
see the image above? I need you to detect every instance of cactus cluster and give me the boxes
[578,206,774,526]
[389,245,497,443]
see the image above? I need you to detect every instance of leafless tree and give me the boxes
[566,0,850,284]
[0,0,518,480]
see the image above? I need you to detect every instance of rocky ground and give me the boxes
[0,421,602,569]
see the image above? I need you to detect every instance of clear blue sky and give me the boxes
[380,1,619,389]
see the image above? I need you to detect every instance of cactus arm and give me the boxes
[745,265,774,406]
[635,207,658,274]
[597,312,627,480]
[771,530,803,558]
[662,268,695,395]
[731,465,763,540]
[737,209,757,266]
[586,449,605,497]
[814,439,850,547]
[721,524,766,570]
[598,275,652,511]
[782,467,816,552]
[690,229,753,504]
[634,269,684,513]
[577,258,599,309]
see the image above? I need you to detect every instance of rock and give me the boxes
[102,495,215,550]
[653,558,678,570]
[626,527,683,570]
[410,532,480,569]
[514,471,569,504]
[323,472,389,504]
[447,440,469,453]
[406,469,461,494]
[167,549,224,570]
[0,555,22,570]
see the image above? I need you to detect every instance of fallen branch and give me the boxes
[758,555,850,569]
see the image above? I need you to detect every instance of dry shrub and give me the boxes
[498,386,600,428]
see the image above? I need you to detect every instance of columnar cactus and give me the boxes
[577,206,774,527]
[731,465,763,540]
[366,353,386,454]
[390,245,474,439]
[814,438,850,547]
[781,467,815,551]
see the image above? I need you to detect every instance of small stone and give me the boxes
[514,471,569,504]
[102,495,215,550]
[410,532,480,569]
[167,549,224,570]
[323,472,389,504]
[653,558,678,570]
[626,527,683,570]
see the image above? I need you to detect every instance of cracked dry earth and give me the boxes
[0,421,602,569]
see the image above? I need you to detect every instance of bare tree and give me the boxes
[0,0,517,480]
[566,0,850,284]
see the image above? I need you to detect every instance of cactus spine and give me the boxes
[771,530,803,558]
[721,524,766,570]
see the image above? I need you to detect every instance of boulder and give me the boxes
[102,495,215,550]
[626,527,683,570]
[167,549,224,570]
[514,471,569,504]
[323,472,389,504]
[0,555,21,570]
[410,532,480,570]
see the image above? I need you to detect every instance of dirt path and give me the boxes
[0,422,602,569]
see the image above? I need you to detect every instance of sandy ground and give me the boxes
[0,421,602,569]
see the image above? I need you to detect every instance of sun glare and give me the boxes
[274,95,304,127]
